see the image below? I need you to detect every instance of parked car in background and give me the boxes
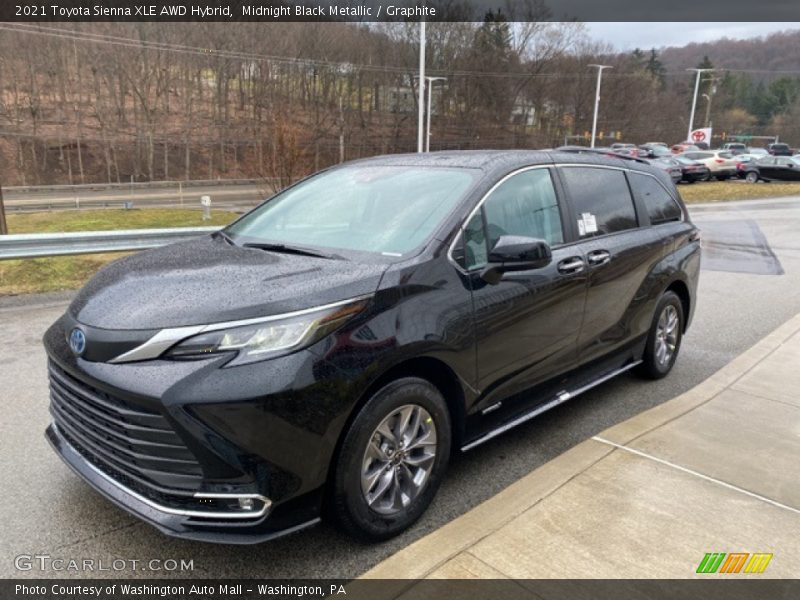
[610,143,636,150]
[693,141,710,150]
[612,147,641,158]
[681,150,737,180]
[767,143,793,156]
[747,147,768,157]
[732,153,761,166]
[739,156,800,182]
[672,143,698,154]
[648,157,683,183]
[673,155,711,183]
[721,142,747,155]
[640,144,672,159]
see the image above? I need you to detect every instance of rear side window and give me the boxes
[628,173,682,225]
[561,167,638,237]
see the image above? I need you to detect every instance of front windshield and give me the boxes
[227,166,478,257]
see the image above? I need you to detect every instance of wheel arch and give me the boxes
[665,278,691,333]
[322,356,467,507]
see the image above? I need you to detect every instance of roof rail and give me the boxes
[554,145,651,165]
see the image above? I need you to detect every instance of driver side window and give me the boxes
[462,168,563,270]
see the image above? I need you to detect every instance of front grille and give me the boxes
[48,362,203,499]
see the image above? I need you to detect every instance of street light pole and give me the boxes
[425,76,446,152]
[417,20,426,153]
[687,68,713,141]
[588,64,612,148]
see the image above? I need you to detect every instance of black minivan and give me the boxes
[44,149,700,543]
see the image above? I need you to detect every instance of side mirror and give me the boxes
[481,235,552,285]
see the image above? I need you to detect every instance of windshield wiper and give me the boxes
[242,242,342,260]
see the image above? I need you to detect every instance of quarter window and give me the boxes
[561,167,638,237]
[629,173,682,225]
[460,168,563,270]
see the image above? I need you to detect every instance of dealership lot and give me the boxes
[1,197,799,579]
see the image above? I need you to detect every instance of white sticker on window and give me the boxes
[582,212,598,234]
[577,219,586,236]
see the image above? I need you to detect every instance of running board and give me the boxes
[461,360,642,452]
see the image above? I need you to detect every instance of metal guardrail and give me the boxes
[3,178,268,194]
[0,227,220,260]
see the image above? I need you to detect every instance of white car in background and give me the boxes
[680,150,738,180]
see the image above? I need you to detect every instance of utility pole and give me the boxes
[425,76,446,152]
[588,65,612,148]
[417,20,426,153]
[687,68,714,141]
[0,180,7,235]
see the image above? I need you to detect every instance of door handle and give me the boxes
[557,256,585,274]
[587,250,611,266]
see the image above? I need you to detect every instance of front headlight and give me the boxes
[164,298,368,365]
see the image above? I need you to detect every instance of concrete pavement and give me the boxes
[363,312,800,581]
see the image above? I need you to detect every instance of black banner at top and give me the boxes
[2,0,800,22]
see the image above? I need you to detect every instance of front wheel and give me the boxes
[638,291,684,380]
[330,378,451,541]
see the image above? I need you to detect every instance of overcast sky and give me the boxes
[584,22,800,50]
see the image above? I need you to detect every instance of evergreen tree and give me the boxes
[645,49,666,89]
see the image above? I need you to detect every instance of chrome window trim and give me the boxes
[55,424,272,520]
[109,294,372,364]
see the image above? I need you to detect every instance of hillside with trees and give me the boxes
[1,21,799,186]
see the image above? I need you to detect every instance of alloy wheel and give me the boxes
[655,305,679,366]
[360,404,437,515]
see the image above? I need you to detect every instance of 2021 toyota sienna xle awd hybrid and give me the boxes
[44,149,700,543]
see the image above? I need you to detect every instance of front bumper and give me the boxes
[43,315,365,543]
[46,423,320,543]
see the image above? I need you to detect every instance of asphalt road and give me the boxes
[3,181,268,212]
[1,198,799,579]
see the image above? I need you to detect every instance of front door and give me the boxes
[452,167,588,411]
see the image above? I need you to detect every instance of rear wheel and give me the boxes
[330,378,451,541]
[745,171,759,183]
[638,291,684,380]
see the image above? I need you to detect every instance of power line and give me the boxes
[7,23,800,81]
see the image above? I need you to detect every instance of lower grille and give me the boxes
[48,361,203,501]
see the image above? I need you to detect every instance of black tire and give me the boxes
[745,171,758,183]
[330,377,451,542]
[638,291,684,380]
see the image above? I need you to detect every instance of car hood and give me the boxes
[68,236,387,330]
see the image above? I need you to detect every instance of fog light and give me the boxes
[238,498,255,510]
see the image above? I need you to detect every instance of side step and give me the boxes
[461,360,642,452]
